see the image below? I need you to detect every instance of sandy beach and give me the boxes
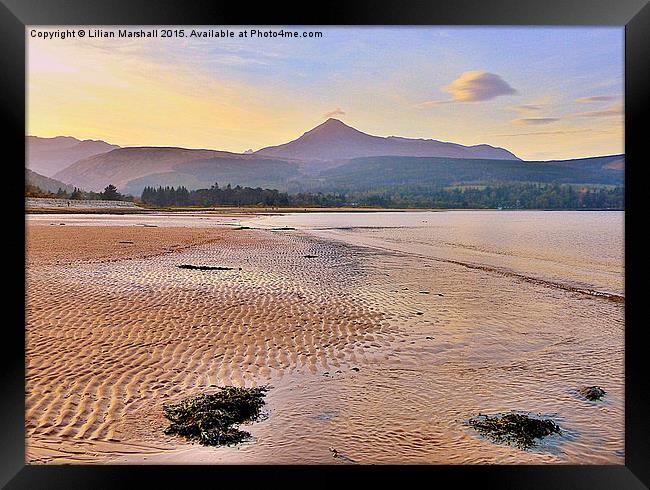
[25,211,624,464]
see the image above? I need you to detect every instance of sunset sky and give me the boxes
[27,26,624,161]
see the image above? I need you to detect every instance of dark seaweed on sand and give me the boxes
[178,264,235,271]
[579,386,606,401]
[468,412,561,449]
[163,386,268,446]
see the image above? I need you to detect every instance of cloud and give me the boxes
[324,108,346,119]
[495,129,596,137]
[576,95,618,103]
[443,71,517,102]
[416,100,453,108]
[511,104,544,114]
[512,117,561,125]
[507,102,622,125]
[574,104,623,118]
[418,71,517,108]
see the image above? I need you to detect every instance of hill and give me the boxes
[120,157,301,195]
[26,169,75,194]
[27,136,119,176]
[304,154,624,192]
[53,147,250,192]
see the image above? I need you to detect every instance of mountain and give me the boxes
[256,118,520,161]
[304,154,624,192]
[26,169,75,193]
[40,121,623,196]
[121,157,300,196]
[53,146,300,194]
[27,136,119,177]
[531,154,625,171]
[54,147,236,191]
[50,146,623,196]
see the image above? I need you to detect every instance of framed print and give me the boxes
[2,0,649,487]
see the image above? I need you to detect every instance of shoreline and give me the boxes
[25,206,624,215]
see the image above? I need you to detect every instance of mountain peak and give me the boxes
[306,117,358,135]
[291,118,374,148]
[323,117,346,126]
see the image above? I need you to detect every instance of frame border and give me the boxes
[3,0,648,487]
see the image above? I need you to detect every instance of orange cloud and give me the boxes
[443,71,517,102]
[324,108,346,119]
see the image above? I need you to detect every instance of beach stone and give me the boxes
[579,386,606,401]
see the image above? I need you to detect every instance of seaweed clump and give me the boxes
[468,412,561,449]
[178,264,236,271]
[163,386,268,446]
[579,386,606,401]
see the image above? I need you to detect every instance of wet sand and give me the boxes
[25,214,624,464]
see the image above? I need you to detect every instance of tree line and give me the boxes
[141,184,290,207]
[140,182,623,210]
[26,184,134,201]
[343,183,624,209]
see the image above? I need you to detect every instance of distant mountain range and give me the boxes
[26,119,624,196]
[27,136,119,177]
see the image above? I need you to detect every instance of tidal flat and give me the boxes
[25,210,624,464]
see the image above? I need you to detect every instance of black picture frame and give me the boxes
[2,0,648,487]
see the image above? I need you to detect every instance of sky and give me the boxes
[27,26,624,161]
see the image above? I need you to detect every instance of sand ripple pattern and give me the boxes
[26,230,393,445]
[26,221,624,464]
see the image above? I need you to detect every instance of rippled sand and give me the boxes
[25,217,624,464]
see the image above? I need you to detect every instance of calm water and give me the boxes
[241,210,625,297]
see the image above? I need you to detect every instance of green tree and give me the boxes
[101,184,121,201]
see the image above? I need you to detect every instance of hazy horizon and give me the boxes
[27,26,624,161]
[25,116,625,162]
